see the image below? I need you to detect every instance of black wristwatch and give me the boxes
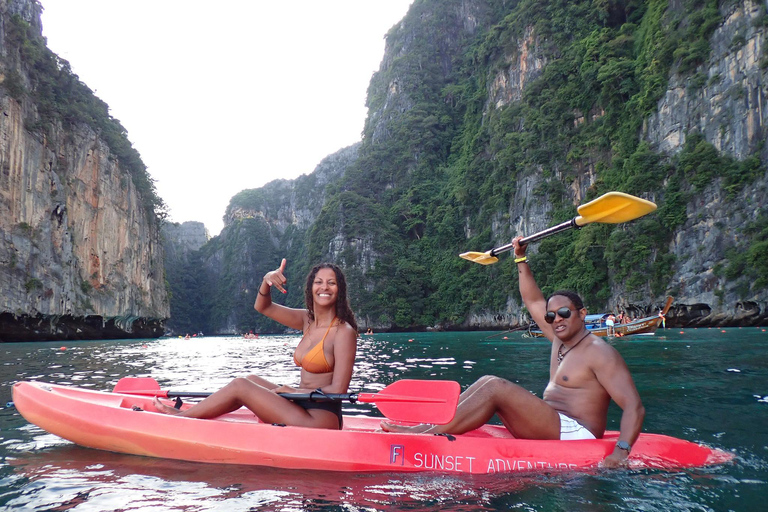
[616,440,632,453]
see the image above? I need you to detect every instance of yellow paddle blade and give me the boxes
[459,251,499,265]
[575,192,657,225]
[460,192,656,265]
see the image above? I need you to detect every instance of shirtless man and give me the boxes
[382,236,645,467]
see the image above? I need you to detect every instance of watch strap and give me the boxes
[616,440,631,452]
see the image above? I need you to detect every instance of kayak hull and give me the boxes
[12,381,733,474]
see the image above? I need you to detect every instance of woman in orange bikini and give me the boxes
[153,258,358,429]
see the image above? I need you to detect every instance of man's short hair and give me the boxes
[547,290,585,310]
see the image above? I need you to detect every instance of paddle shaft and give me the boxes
[460,192,657,265]
[136,389,358,402]
[113,377,461,424]
[488,218,579,258]
[140,390,439,405]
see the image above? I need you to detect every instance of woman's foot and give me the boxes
[380,421,437,433]
[153,396,182,415]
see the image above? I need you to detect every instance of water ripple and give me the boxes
[1,330,766,511]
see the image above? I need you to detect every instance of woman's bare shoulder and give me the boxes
[336,321,358,341]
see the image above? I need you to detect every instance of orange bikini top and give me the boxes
[294,318,336,374]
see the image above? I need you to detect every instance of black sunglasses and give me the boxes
[544,307,575,324]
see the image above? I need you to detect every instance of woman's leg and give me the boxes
[153,377,339,429]
[245,374,279,389]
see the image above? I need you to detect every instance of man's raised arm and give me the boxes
[512,237,554,341]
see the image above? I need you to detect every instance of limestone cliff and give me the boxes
[160,221,209,335]
[349,0,768,328]
[0,0,169,341]
[162,221,209,264]
[170,144,360,334]
[169,0,768,332]
[455,0,768,327]
[643,0,768,325]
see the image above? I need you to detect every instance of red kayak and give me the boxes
[12,381,733,474]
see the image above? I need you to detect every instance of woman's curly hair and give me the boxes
[304,263,358,331]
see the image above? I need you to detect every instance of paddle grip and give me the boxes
[492,218,579,257]
[166,391,210,398]
[278,392,354,403]
[115,389,172,398]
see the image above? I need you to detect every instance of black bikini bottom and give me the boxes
[297,400,343,429]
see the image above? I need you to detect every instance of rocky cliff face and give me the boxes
[463,0,768,327]
[224,143,360,236]
[162,221,209,263]
[179,144,360,335]
[646,0,766,160]
[642,0,768,325]
[160,221,209,336]
[0,0,169,341]
[168,0,768,332]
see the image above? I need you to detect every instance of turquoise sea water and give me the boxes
[1,328,766,511]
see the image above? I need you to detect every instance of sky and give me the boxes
[39,0,414,236]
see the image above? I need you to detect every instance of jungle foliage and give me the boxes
[3,14,166,223]
[167,0,765,333]
[325,0,760,328]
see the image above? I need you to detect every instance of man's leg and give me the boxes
[382,375,560,439]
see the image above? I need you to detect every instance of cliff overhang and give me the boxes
[0,312,165,342]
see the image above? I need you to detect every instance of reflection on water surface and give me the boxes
[1,329,766,511]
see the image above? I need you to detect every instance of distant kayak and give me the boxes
[12,381,733,474]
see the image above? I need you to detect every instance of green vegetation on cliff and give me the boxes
[327,0,761,327]
[3,14,166,223]
[168,0,765,333]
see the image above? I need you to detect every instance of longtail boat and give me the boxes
[526,297,673,338]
